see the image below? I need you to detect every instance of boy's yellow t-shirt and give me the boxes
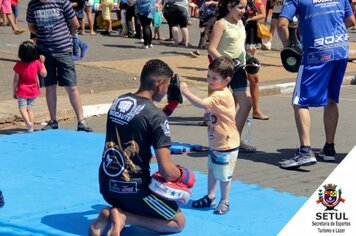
[203,87,239,151]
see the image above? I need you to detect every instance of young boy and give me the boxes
[180,56,239,215]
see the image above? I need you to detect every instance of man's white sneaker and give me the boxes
[318,144,336,162]
[280,150,317,169]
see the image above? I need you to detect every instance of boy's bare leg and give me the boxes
[207,167,218,200]
[89,208,110,236]
[220,180,232,202]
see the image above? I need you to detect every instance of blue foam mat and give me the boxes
[0,130,307,235]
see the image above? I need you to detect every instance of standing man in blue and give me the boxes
[278,0,355,169]
[27,0,93,132]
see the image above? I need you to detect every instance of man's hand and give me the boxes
[176,165,195,188]
[39,55,46,64]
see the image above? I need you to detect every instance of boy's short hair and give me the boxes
[208,57,235,79]
[140,59,174,90]
[18,41,39,63]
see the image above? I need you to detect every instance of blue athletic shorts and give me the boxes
[292,59,347,107]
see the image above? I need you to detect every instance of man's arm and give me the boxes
[180,82,206,109]
[155,147,181,182]
[68,16,80,34]
[277,16,290,47]
[28,22,37,35]
[345,15,356,29]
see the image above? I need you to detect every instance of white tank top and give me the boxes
[217,18,246,65]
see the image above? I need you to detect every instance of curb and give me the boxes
[260,82,295,96]
[1,76,355,126]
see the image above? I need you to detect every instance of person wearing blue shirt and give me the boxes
[278,0,355,169]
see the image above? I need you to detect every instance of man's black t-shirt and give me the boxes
[99,93,171,198]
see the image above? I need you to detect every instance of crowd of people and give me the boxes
[2,0,356,234]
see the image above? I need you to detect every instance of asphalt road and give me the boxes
[58,85,356,197]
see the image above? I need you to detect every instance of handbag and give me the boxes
[257,22,272,40]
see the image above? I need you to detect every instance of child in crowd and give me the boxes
[0,8,5,25]
[119,0,128,37]
[197,0,218,49]
[153,0,163,40]
[11,0,18,24]
[180,57,240,215]
[0,0,24,33]
[70,0,89,60]
[81,0,96,35]
[13,41,47,132]
[100,0,114,35]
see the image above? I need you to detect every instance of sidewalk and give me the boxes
[1,46,356,126]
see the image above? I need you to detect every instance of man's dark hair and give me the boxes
[18,41,39,63]
[208,56,235,79]
[140,59,174,90]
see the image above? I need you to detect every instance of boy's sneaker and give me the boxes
[280,149,317,169]
[77,121,93,132]
[41,120,59,130]
[213,200,230,215]
[81,43,89,58]
[318,144,336,162]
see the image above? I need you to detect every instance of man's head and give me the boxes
[207,57,234,90]
[139,59,174,102]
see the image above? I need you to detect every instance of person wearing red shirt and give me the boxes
[13,41,47,132]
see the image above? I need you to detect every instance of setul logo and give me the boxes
[312,184,350,233]
[316,184,345,211]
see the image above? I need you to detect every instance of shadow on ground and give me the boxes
[238,148,346,170]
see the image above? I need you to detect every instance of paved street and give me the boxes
[56,85,356,197]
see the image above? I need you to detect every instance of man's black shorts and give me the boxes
[103,191,180,221]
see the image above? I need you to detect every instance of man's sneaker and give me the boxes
[280,150,317,169]
[41,120,59,130]
[77,121,93,132]
[318,144,336,162]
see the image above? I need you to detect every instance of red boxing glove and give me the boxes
[162,100,179,117]
[176,165,195,188]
